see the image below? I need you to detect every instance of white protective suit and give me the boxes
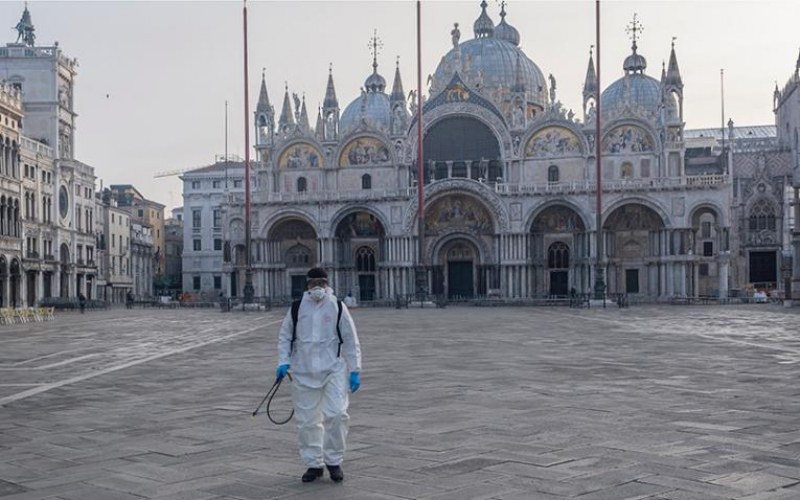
[277,287,361,468]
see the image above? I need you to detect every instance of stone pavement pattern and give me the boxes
[0,305,799,499]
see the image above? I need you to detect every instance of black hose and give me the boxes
[252,373,294,425]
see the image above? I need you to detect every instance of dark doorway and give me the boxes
[358,275,376,302]
[448,261,473,299]
[749,251,777,287]
[230,271,238,297]
[291,275,306,299]
[549,270,568,296]
[26,271,36,306]
[625,269,640,293]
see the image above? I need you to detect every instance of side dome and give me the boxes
[340,91,391,135]
[601,73,662,115]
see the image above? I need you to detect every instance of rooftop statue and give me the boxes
[14,6,35,47]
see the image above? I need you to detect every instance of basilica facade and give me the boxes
[213,2,791,302]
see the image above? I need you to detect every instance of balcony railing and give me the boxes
[25,251,39,259]
[230,175,729,204]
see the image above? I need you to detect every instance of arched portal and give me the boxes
[266,218,318,299]
[334,212,385,301]
[434,238,482,299]
[603,203,666,295]
[531,204,587,296]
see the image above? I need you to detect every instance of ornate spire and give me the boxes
[583,45,597,97]
[622,13,647,74]
[391,56,405,102]
[256,69,272,113]
[494,1,520,46]
[278,83,295,131]
[323,63,339,109]
[364,30,387,92]
[315,106,324,139]
[299,94,310,131]
[664,37,683,88]
[473,0,494,39]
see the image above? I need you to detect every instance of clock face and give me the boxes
[59,186,69,219]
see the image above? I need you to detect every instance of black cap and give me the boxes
[307,267,328,280]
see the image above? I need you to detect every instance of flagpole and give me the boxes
[243,0,254,302]
[593,0,605,300]
[415,0,426,300]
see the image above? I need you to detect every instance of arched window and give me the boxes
[749,199,776,231]
[548,165,559,183]
[452,162,467,178]
[355,246,375,272]
[621,162,633,178]
[434,162,448,180]
[547,242,570,269]
[297,177,307,193]
[361,174,372,190]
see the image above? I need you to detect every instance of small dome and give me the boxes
[364,71,386,93]
[623,45,647,73]
[494,4,519,46]
[473,0,494,38]
[340,91,391,135]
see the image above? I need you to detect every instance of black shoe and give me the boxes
[326,464,344,483]
[301,467,324,483]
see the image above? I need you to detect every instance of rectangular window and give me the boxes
[213,276,222,289]
[111,213,115,223]
[192,181,201,189]
[192,209,201,229]
[214,238,222,251]
[138,209,144,218]
[213,208,221,228]
[193,276,201,290]
[213,180,221,188]
[703,241,713,257]
[193,239,201,251]
[233,180,242,188]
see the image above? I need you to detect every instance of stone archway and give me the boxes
[333,211,386,301]
[603,203,666,295]
[60,243,70,298]
[433,237,482,299]
[266,218,319,299]
[530,204,588,296]
[9,259,20,308]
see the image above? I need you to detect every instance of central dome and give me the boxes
[433,38,547,109]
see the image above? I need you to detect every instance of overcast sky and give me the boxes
[2,0,798,213]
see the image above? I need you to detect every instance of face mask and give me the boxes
[309,287,326,302]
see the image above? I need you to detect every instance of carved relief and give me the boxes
[532,206,585,232]
[604,204,664,230]
[278,142,322,169]
[424,195,493,236]
[602,125,654,153]
[525,127,583,158]
[339,137,391,166]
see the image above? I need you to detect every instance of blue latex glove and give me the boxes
[276,364,290,381]
[349,372,361,393]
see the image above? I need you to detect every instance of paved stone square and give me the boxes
[0,304,799,499]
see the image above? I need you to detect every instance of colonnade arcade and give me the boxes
[248,197,730,301]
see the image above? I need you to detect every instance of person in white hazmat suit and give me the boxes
[276,267,362,483]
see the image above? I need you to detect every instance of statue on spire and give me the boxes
[14,4,35,47]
